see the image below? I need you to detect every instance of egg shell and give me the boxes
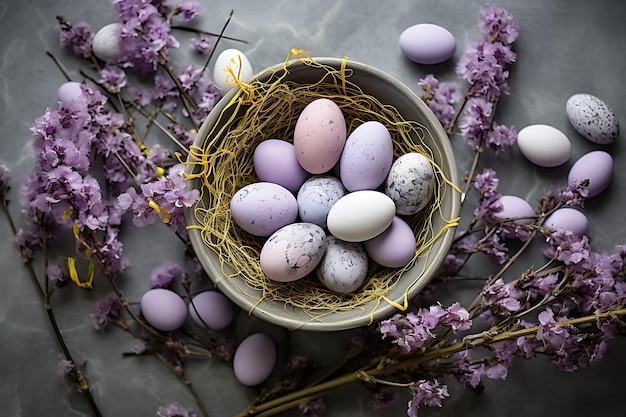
[92,23,125,62]
[567,150,613,198]
[188,291,234,331]
[544,207,588,236]
[327,190,396,242]
[233,333,276,386]
[339,121,394,191]
[253,139,310,192]
[399,23,456,65]
[492,195,534,239]
[230,182,298,237]
[57,82,85,106]
[364,216,416,268]
[212,48,254,94]
[385,152,435,215]
[566,93,619,145]
[315,236,368,293]
[294,98,347,174]
[140,289,187,331]
[260,223,326,282]
[517,124,571,167]
[297,175,346,229]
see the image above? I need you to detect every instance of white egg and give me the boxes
[92,23,126,62]
[315,236,368,293]
[212,48,254,94]
[385,152,435,215]
[327,190,396,242]
[517,124,571,167]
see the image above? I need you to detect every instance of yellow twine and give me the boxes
[148,200,172,223]
[185,52,460,323]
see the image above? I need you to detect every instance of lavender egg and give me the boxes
[566,93,619,145]
[57,82,85,106]
[233,333,276,386]
[544,207,588,236]
[297,175,346,229]
[230,182,298,237]
[141,289,187,331]
[364,216,416,268]
[492,195,535,239]
[260,222,326,282]
[339,121,393,192]
[399,23,456,65]
[254,139,310,193]
[315,236,368,293]
[567,150,613,198]
[188,291,234,331]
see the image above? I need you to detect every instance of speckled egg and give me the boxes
[364,216,416,268]
[254,139,310,193]
[544,207,588,236]
[327,190,396,242]
[567,150,613,198]
[566,93,619,144]
[140,289,187,332]
[233,333,276,386]
[230,182,298,237]
[315,236,368,293]
[339,121,394,191]
[260,222,326,282]
[92,23,125,62]
[294,98,347,174]
[385,152,435,215]
[297,175,346,229]
[188,291,234,331]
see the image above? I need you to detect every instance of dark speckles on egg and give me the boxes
[566,93,620,145]
[385,152,435,216]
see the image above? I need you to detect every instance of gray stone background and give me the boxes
[1,0,624,416]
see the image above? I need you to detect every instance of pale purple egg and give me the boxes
[399,23,456,65]
[544,207,588,236]
[567,150,613,198]
[230,182,298,237]
[233,333,276,386]
[340,121,393,192]
[297,175,346,229]
[188,291,234,331]
[364,216,416,268]
[57,81,85,106]
[492,195,535,239]
[140,288,187,331]
[253,139,310,193]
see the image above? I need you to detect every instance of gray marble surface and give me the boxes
[1,0,626,416]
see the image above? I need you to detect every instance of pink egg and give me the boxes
[364,216,416,268]
[567,150,613,198]
[233,333,276,386]
[188,291,234,330]
[294,98,347,174]
[253,139,310,192]
[399,23,456,65]
[140,289,187,331]
[544,207,588,236]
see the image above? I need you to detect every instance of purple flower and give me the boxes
[477,232,509,264]
[156,403,197,417]
[441,302,472,331]
[419,75,462,127]
[547,230,590,266]
[58,359,76,378]
[407,379,449,416]
[481,278,522,316]
[151,261,184,288]
[47,259,71,287]
[485,123,517,155]
[298,398,326,417]
[537,308,570,348]
[456,41,515,101]
[452,351,484,388]
[175,0,200,21]
[58,19,94,58]
[99,66,127,93]
[560,179,589,207]
[479,4,519,45]
[522,272,559,302]
[89,292,123,331]
[459,96,493,149]
[191,34,212,54]
[178,64,204,93]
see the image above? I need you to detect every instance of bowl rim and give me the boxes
[184,56,461,331]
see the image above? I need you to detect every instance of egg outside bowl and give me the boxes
[184,56,461,332]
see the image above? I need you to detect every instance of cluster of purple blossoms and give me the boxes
[407,379,449,417]
[89,291,123,331]
[480,278,522,318]
[156,402,198,417]
[418,74,461,128]
[58,18,93,58]
[150,260,185,289]
[379,302,471,354]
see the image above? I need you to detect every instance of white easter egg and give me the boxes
[315,236,368,293]
[212,48,254,94]
[327,190,396,242]
[517,124,571,167]
[92,23,126,62]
